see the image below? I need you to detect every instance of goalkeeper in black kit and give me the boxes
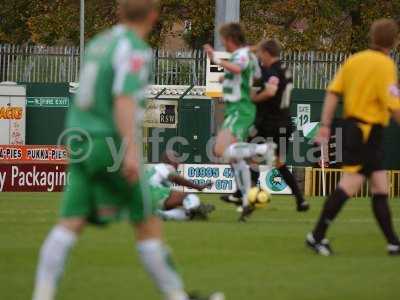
[221,39,310,212]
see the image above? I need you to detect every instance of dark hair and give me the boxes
[219,23,247,46]
[259,39,281,57]
[370,18,399,50]
[161,150,180,168]
[118,0,158,22]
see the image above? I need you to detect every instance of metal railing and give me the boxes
[282,51,348,90]
[151,49,207,86]
[390,171,400,199]
[2,44,400,88]
[0,45,207,86]
[0,45,80,83]
[310,168,400,198]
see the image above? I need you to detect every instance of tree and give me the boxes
[148,0,215,48]
[0,0,34,44]
[180,0,215,48]
[27,0,117,45]
[1,0,400,52]
[241,0,400,52]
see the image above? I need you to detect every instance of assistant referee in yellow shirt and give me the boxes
[306,18,400,256]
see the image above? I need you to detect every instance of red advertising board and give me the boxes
[0,164,68,192]
[0,145,68,164]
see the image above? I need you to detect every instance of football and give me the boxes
[248,187,271,208]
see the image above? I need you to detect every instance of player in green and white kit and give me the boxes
[32,2,224,300]
[147,151,215,221]
[204,23,276,221]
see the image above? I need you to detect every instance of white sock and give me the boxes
[158,208,189,221]
[232,160,252,207]
[32,225,77,300]
[137,239,187,300]
[224,143,268,160]
[182,194,200,211]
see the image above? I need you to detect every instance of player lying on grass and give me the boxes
[32,1,224,300]
[306,18,400,256]
[204,23,276,221]
[221,40,309,212]
[148,151,215,222]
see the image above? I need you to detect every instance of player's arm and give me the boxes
[315,66,344,144]
[114,96,140,182]
[249,45,258,53]
[217,59,242,74]
[113,46,145,182]
[168,174,212,191]
[315,92,340,144]
[203,44,242,74]
[378,62,400,124]
[392,109,400,124]
[252,76,279,102]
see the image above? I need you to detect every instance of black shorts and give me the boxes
[249,121,294,158]
[342,118,384,177]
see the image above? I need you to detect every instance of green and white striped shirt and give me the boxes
[68,25,152,135]
[222,47,259,103]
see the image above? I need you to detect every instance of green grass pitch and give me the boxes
[1,193,400,300]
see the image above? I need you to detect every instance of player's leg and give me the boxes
[249,128,309,211]
[159,208,189,221]
[134,217,223,300]
[134,216,190,300]
[214,128,252,208]
[276,160,309,212]
[214,127,236,158]
[215,129,268,204]
[307,119,367,255]
[130,181,190,300]
[163,191,196,210]
[32,219,85,300]
[160,192,214,221]
[215,117,275,163]
[370,170,400,254]
[216,114,275,221]
[244,126,309,211]
[248,160,310,213]
[223,142,276,166]
[157,191,190,221]
[219,139,265,206]
[306,172,365,255]
[32,164,90,300]
[271,128,309,211]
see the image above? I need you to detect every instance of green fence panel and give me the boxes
[289,89,400,170]
[22,83,69,145]
[178,98,212,163]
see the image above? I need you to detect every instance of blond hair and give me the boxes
[118,0,158,22]
[219,23,247,46]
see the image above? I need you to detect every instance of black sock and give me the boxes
[233,189,242,198]
[250,168,259,186]
[372,194,400,245]
[278,165,304,205]
[313,188,349,242]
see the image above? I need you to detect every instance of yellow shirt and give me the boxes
[328,50,400,126]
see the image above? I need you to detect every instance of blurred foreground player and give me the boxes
[148,152,215,222]
[204,23,275,221]
[32,1,224,300]
[222,40,309,212]
[306,19,400,256]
